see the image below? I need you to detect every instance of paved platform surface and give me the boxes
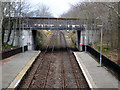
[0,50,40,89]
[74,52,120,89]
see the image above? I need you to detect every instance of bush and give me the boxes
[96,45,109,53]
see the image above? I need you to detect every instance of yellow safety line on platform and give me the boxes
[73,52,97,89]
[7,51,41,89]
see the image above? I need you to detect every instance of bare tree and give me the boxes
[0,1,3,53]
[1,0,31,47]
[28,4,52,17]
[101,2,120,17]
[118,2,120,65]
[61,1,119,64]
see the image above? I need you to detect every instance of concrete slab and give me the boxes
[1,50,40,89]
[74,52,119,89]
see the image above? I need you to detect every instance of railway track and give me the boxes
[19,31,90,89]
[60,31,89,88]
[19,31,58,89]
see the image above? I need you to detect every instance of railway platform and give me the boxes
[74,52,119,89]
[0,50,40,89]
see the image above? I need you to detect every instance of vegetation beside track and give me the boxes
[91,42,118,65]
[36,30,53,50]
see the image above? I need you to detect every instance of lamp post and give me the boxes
[96,16,103,67]
[97,25,103,67]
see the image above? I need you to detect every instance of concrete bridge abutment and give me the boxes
[76,30,81,51]
[32,30,37,50]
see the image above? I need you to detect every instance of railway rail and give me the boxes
[59,31,89,88]
[19,31,90,89]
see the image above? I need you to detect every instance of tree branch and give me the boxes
[101,3,120,17]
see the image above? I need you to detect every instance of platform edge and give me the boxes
[7,51,41,89]
[73,52,97,89]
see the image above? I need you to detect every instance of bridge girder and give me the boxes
[4,17,100,31]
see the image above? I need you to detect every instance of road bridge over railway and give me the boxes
[3,17,101,50]
[10,17,85,30]
[4,17,89,50]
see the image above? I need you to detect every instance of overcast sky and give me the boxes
[26,0,80,17]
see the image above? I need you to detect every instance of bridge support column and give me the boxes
[32,30,37,50]
[76,30,81,51]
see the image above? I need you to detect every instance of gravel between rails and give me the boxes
[18,31,90,89]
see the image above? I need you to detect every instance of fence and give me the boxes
[1,46,28,60]
[82,45,120,80]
